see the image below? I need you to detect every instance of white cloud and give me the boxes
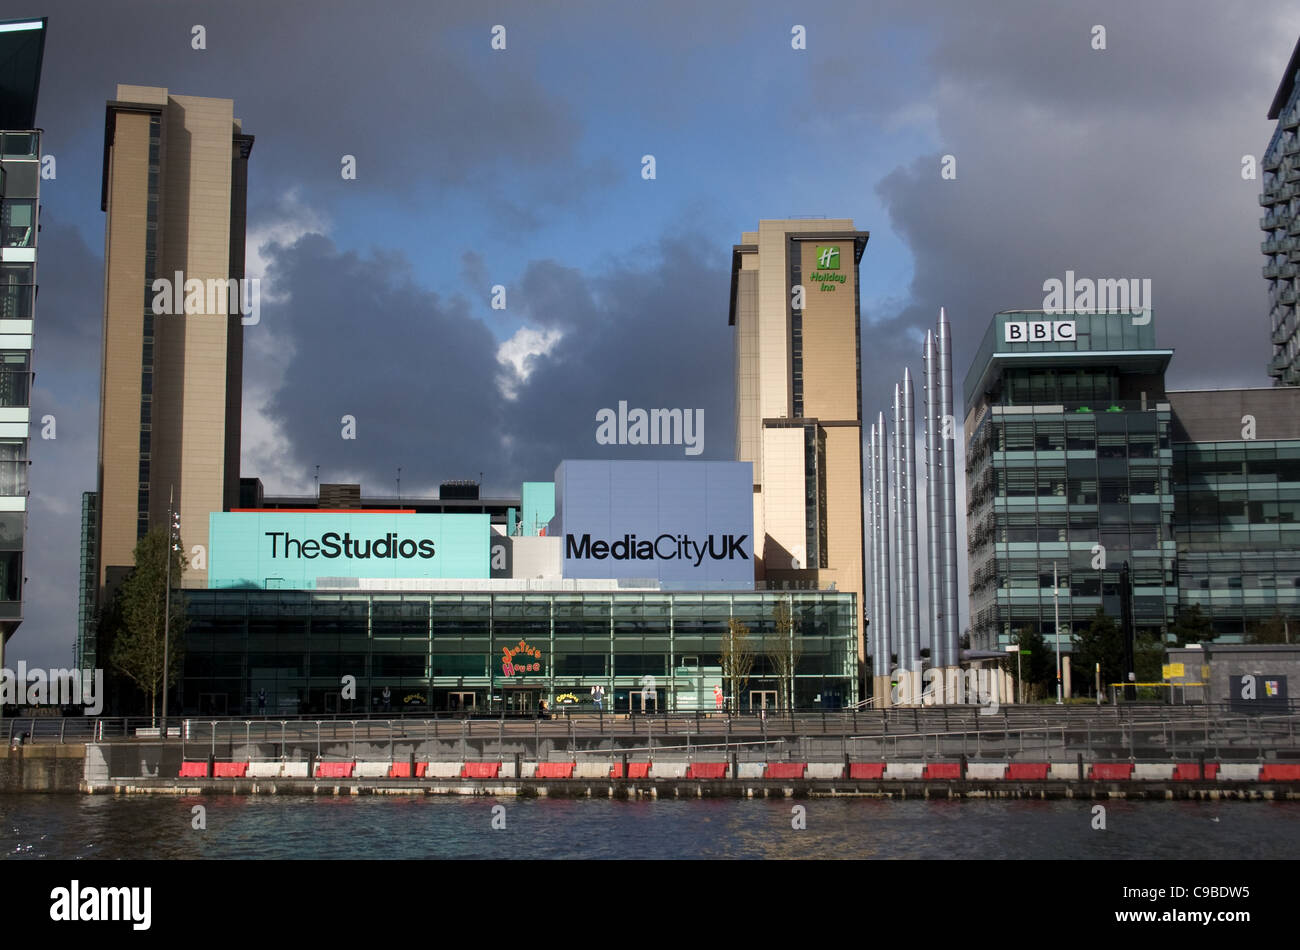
[495,325,564,400]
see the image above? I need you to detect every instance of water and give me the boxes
[3,795,1299,859]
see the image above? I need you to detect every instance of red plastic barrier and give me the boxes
[686,762,728,780]
[178,761,208,778]
[610,762,652,779]
[1259,764,1300,782]
[1089,763,1134,781]
[461,761,501,779]
[1173,763,1219,781]
[315,761,355,778]
[923,762,962,780]
[765,762,807,780]
[388,762,429,778]
[535,762,576,779]
[213,762,248,778]
[1005,763,1051,780]
[848,762,886,780]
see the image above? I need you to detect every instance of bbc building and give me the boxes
[178,460,858,717]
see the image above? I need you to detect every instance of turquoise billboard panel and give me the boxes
[520,482,555,536]
[209,512,490,589]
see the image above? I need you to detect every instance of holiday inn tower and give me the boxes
[728,219,869,665]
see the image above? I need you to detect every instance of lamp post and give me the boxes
[162,486,179,735]
[1054,561,1063,705]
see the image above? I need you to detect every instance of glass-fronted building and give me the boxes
[963,310,1178,651]
[1169,388,1300,639]
[1262,35,1300,386]
[0,17,46,641]
[178,588,858,716]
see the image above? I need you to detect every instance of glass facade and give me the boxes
[179,589,857,716]
[1172,440,1300,637]
[1261,49,1300,385]
[965,311,1177,652]
[0,128,38,635]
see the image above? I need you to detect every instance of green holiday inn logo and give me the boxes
[810,245,846,291]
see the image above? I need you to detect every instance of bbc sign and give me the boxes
[1004,320,1076,344]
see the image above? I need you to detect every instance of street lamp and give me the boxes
[162,488,179,736]
[1054,561,1063,705]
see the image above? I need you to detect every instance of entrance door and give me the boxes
[324,692,339,714]
[631,689,658,714]
[749,690,777,712]
[449,691,476,712]
[505,689,538,714]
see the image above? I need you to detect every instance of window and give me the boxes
[0,199,34,247]
[0,441,24,497]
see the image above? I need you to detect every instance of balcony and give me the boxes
[0,284,34,321]
[1265,151,1283,172]
[1262,236,1292,254]
[1283,288,1299,306]
[1273,318,1295,346]
[1261,211,1287,230]
[1286,108,1300,131]
[1269,350,1291,373]
[1264,261,1283,279]
[1286,135,1300,156]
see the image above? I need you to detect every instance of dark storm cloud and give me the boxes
[871,0,1300,410]
[256,233,506,489]
[31,0,603,215]
[253,229,736,495]
[502,234,736,473]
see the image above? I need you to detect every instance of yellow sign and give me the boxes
[1162,663,1185,680]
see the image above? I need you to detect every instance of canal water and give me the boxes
[3,795,1299,859]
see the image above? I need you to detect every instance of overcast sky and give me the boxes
[11,0,1300,668]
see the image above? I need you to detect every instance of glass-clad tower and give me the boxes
[1262,36,1300,386]
[0,17,46,642]
[963,310,1178,651]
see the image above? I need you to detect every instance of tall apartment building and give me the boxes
[728,219,869,660]
[1262,36,1300,386]
[964,310,1179,652]
[94,86,252,607]
[0,17,46,644]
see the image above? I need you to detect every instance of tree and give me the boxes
[763,601,802,710]
[719,618,755,715]
[1000,626,1052,702]
[1246,612,1292,645]
[1169,605,1214,647]
[109,526,187,720]
[1072,609,1125,698]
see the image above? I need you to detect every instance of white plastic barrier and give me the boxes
[966,762,1008,780]
[354,761,392,778]
[805,763,846,780]
[425,762,462,779]
[1049,763,1078,780]
[248,762,282,778]
[1218,763,1261,781]
[884,763,925,779]
[654,761,690,778]
[573,762,612,780]
[1133,764,1174,781]
[282,762,310,778]
[736,762,766,779]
